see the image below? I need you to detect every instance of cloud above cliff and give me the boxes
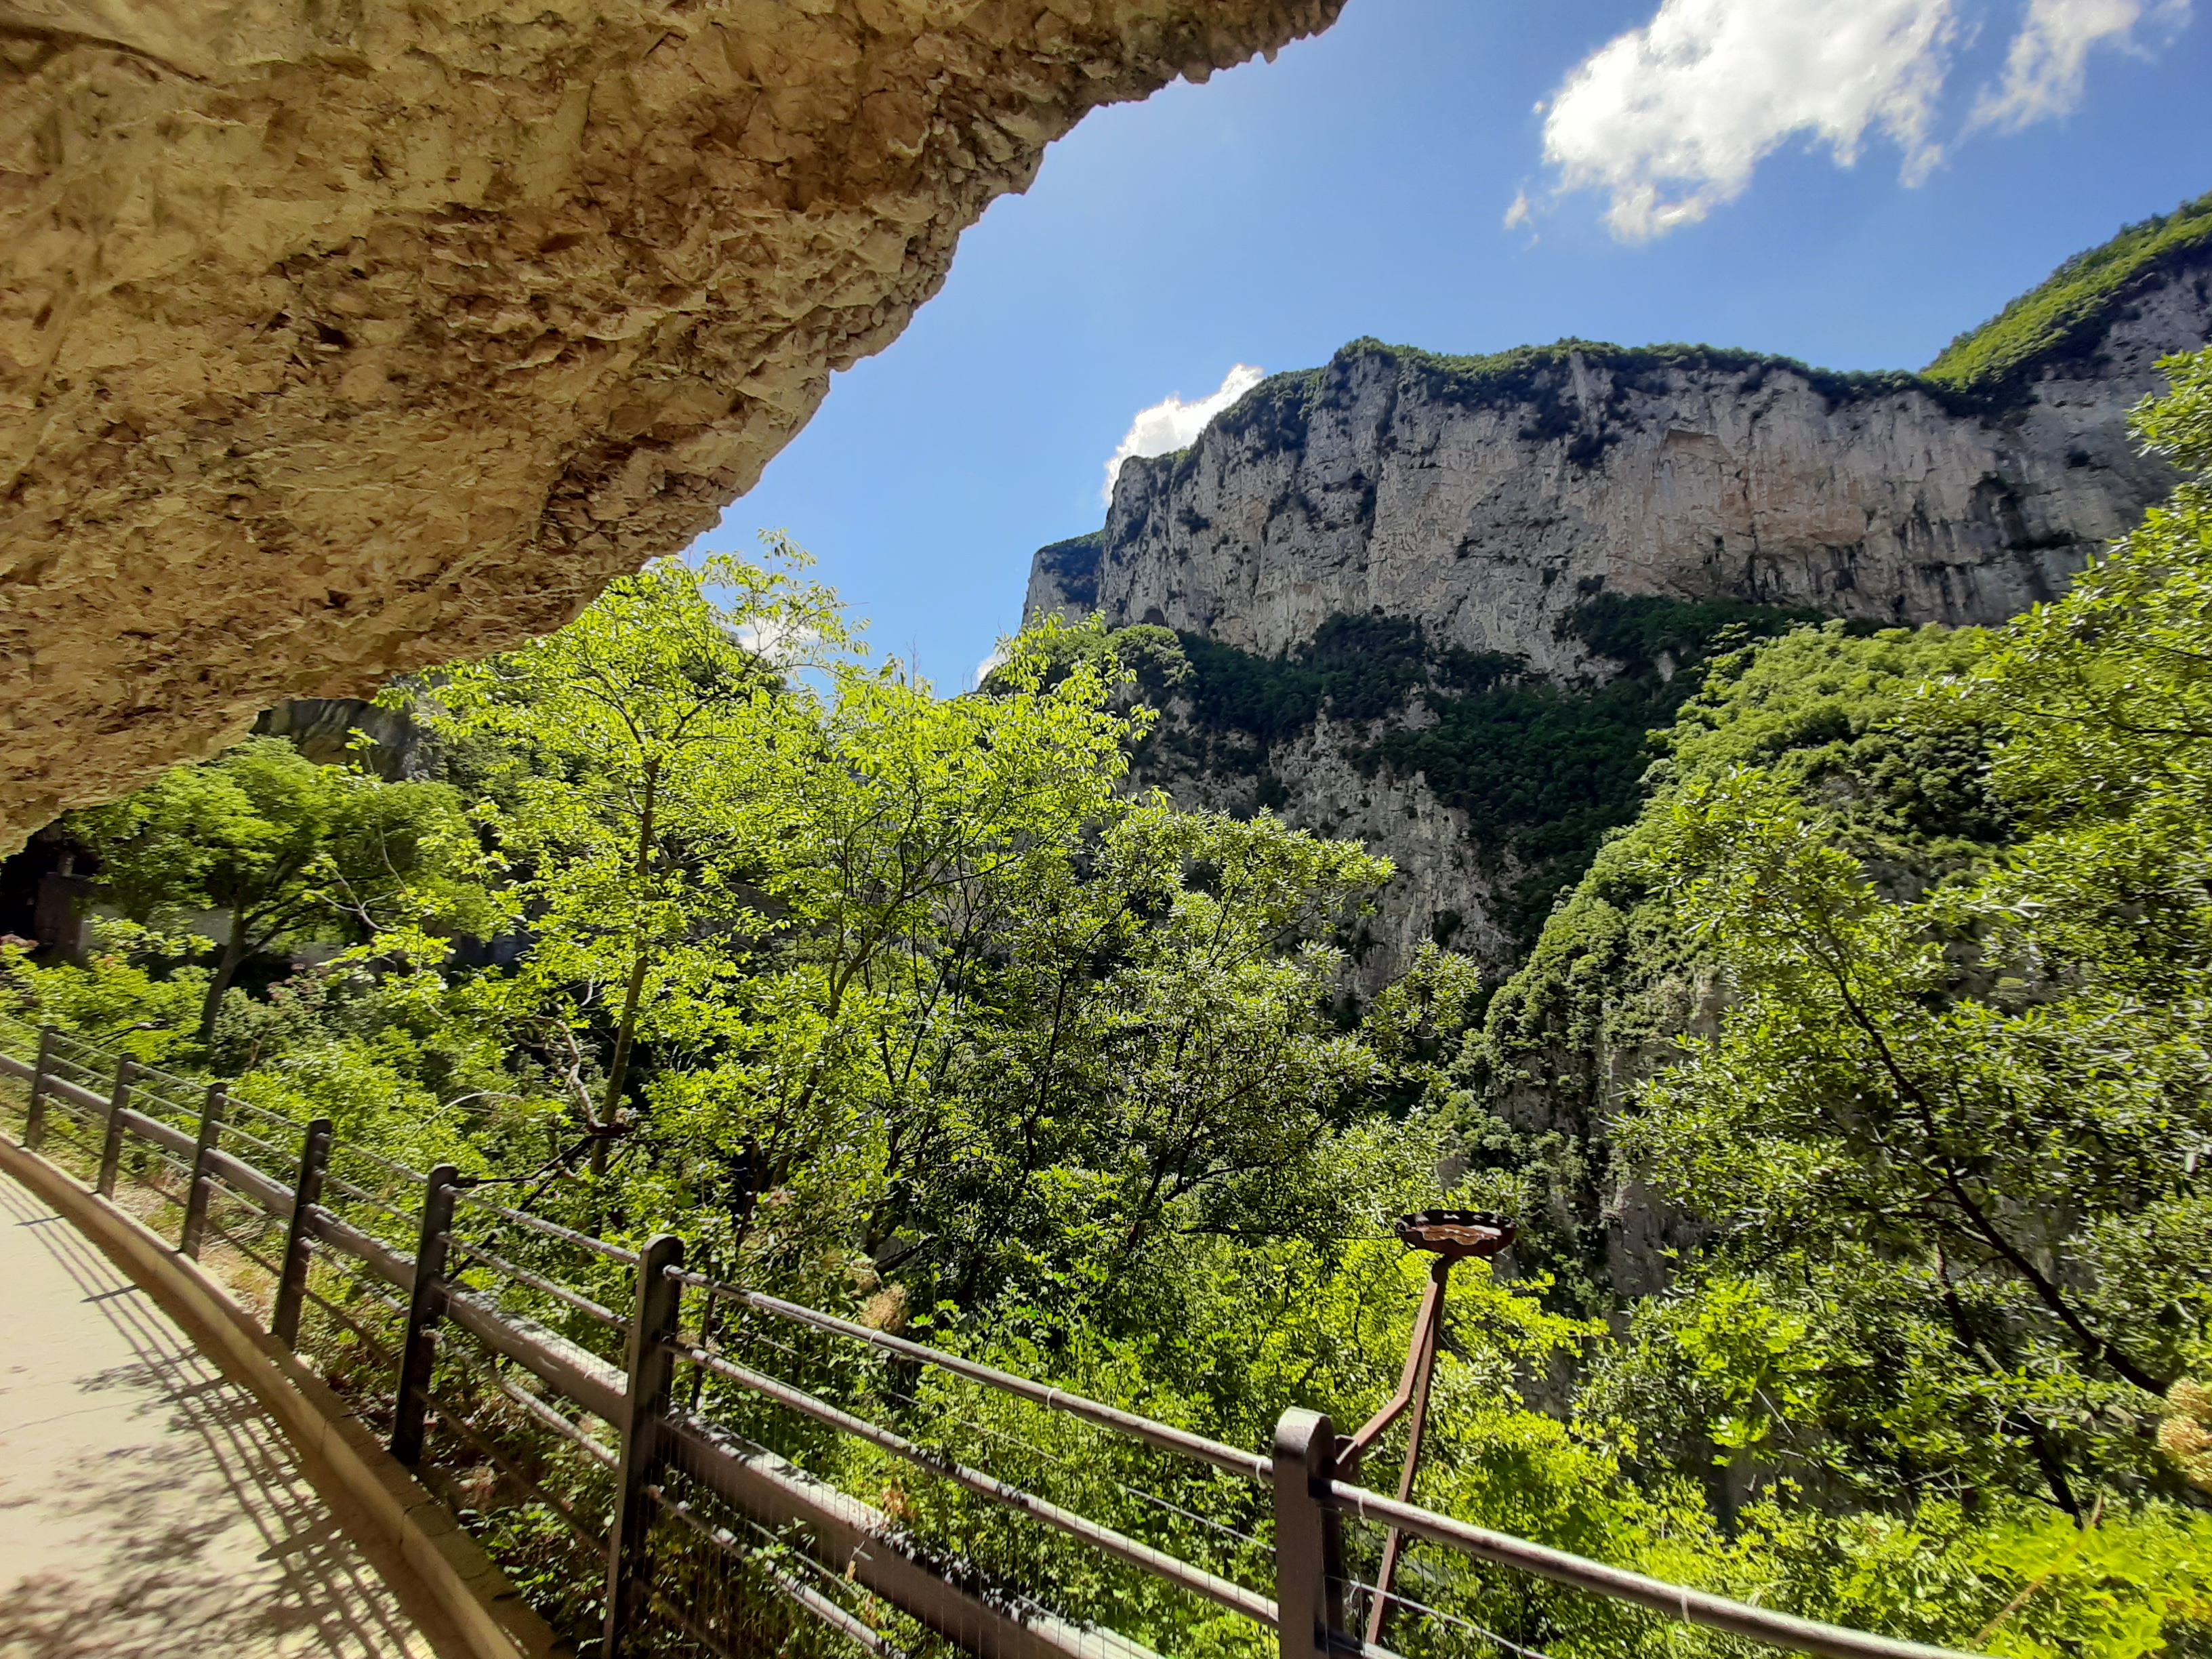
[1971,0,2190,131]
[1538,0,1956,241]
[1535,0,2188,241]
[1103,363,1265,506]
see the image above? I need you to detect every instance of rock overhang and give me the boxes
[0,0,1345,850]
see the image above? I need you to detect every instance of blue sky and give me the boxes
[700,0,2212,689]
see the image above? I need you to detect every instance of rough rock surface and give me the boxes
[1030,249,2212,660]
[0,0,1342,851]
[1128,708,1528,973]
[1023,243,2212,977]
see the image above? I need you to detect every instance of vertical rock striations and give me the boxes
[1023,222,2212,977]
[0,0,1344,849]
[1031,251,2211,663]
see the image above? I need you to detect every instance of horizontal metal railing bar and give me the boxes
[1329,1487,1982,1659]
[136,1145,199,1187]
[208,1216,289,1282]
[435,1334,619,1467]
[2,1021,1999,1659]
[455,1191,640,1265]
[303,1204,417,1293]
[115,1105,197,1162]
[665,1413,1163,1659]
[218,1119,297,1162]
[333,1141,424,1182]
[38,1071,111,1116]
[323,1171,413,1222]
[445,1234,627,1331]
[205,1145,296,1219]
[673,1338,1277,1630]
[670,1271,1273,1487]
[114,1056,207,1095]
[33,1090,98,1130]
[444,1288,627,1425]
[300,1284,401,1365]
[319,1265,409,1324]
[125,1081,205,1122]
[222,1093,306,1132]
[647,1481,909,1658]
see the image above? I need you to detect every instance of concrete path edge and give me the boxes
[0,1130,568,1659]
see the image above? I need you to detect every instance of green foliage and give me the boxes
[27,348,2212,1656]
[1380,670,1682,941]
[1565,593,1843,672]
[1926,190,2212,390]
[1505,351,2212,1652]
[415,543,846,1172]
[67,737,479,1038]
[1692,1498,2212,1659]
[2,920,208,1063]
[1153,598,1832,943]
[1389,598,1842,941]
[1172,613,1515,745]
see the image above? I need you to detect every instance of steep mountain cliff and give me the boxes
[1025,200,2212,975]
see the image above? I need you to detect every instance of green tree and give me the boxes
[1603,354,2212,1525]
[419,544,844,1173]
[70,737,474,1038]
[617,621,1397,1311]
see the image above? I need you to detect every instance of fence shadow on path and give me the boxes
[0,1170,442,1659]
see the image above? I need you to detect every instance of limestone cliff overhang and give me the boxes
[0,0,1345,849]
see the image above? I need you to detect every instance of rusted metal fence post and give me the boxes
[391,1162,459,1465]
[271,1115,333,1347]
[1273,1408,1345,1659]
[178,1084,226,1258]
[603,1233,685,1658]
[96,1057,136,1197]
[23,1025,54,1150]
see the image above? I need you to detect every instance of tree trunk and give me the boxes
[593,765,657,1177]
[594,948,649,1176]
[197,909,249,1041]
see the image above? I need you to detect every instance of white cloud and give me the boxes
[733,618,817,666]
[1971,0,2189,131]
[1503,190,1534,230]
[1539,0,1957,241]
[971,646,1009,690]
[1102,363,1265,506]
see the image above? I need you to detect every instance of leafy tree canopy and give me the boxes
[69,737,479,1037]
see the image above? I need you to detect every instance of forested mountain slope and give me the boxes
[1024,195,2212,976]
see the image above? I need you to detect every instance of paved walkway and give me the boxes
[0,1167,453,1659]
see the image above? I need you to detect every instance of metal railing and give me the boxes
[0,1012,1984,1659]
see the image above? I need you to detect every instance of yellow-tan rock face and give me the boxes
[0,0,1342,848]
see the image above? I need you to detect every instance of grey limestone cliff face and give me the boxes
[1124,710,1525,968]
[1023,245,2212,982]
[1029,251,2211,666]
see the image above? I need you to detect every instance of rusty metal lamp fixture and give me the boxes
[1338,1209,1515,1647]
